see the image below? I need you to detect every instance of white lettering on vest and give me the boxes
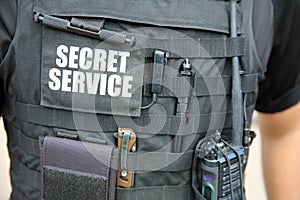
[69,46,79,69]
[86,72,100,95]
[107,74,121,97]
[122,75,133,98]
[99,74,107,96]
[49,45,135,98]
[61,70,72,92]
[56,45,68,68]
[48,68,61,90]
[93,49,107,71]
[107,50,118,72]
[48,45,134,98]
[119,51,130,73]
[72,71,85,93]
[79,47,93,70]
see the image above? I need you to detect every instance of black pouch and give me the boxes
[40,136,117,200]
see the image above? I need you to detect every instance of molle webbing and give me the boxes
[11,157,41,190]
[8,124,195,172]
[12,141,194,199]
[144,37,245,58]
[4,72,257,135]
[7,123,40,157]
[143,73,258,97]
[34,0,242,34]
[5,98,233,134]
[10,182,193,200]
[37,14,245,57]
[11,156,193,200]
[116,185,193,200]
[5,97,255,163]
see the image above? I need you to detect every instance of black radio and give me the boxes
[196,131,245,200]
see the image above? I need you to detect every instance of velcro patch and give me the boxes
[43,166,107,200]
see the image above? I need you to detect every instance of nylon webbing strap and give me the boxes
[4,99,116,132]
[7,123,40,157]
[159,112,231,136]
[11,132,193,172]
[34,0,241,34]
[4,98,233,135]
[144,73,258,97]
[11,162,193,200]
[41,17,244,58]
[116,185,193,200]
[144,37,245,58]
[11,157,41,190]
[111,150,194,172]
[6,117,194,172]
[10,152,193,194]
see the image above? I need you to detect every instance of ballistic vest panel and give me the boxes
[1,0,273,199]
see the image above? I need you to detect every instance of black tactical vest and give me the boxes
[0,0,273,199]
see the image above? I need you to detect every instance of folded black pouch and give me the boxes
[40,136,116,200]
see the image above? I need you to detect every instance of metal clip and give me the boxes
[117,128,136,188]
[178,59,195,121]
[172,59,195,152]
[180,58,193,77]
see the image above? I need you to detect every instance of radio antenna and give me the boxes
[230,0,243,147]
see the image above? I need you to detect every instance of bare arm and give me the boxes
[258,101,300,200]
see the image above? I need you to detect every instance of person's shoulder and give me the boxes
[0,0,18,63]
[255,0,300,113]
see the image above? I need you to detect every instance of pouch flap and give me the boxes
[41,136,117,200]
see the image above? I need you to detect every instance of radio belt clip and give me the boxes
[117,128,137,188]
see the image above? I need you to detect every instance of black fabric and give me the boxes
[33,0,242,34]
[1,5,298,115]
[4,97,235,136]
[0,0,17,61]
[0,0,299,199]
[11,157,41,190]
[7,123,40,157]
[256,0,300,113]
[0,0,17,114]
[10,183,31,200]
[144,37,245,58]
[116,185,193,200]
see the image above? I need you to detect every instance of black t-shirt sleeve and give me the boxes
[0,0,17,114]
[255,0,300,113]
